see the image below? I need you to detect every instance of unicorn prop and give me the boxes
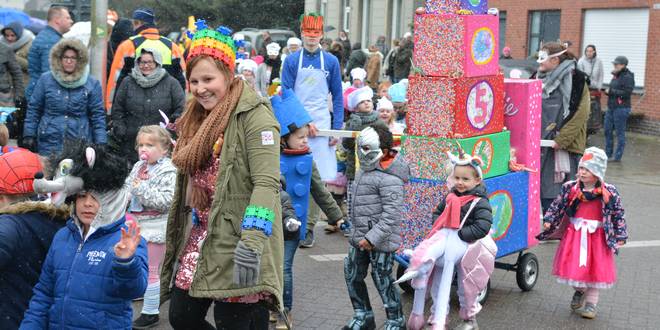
[394,148,497,330]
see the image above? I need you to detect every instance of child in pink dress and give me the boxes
[538,147,627,319]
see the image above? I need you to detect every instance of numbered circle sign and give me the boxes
[472,138,494,174]
[489,190,514,240]
[466,81,494,130]
[471,27,495,65]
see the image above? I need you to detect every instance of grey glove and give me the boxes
[233,241,261,287]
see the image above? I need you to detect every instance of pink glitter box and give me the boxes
[413,13,499,78]
[406,74,504,138]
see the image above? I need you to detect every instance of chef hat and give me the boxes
[347,86,374,111]
[350,67,367,81]
[266,42,281,56]
[237,59,258,74]
[376,97,393,111]
[287,37,302,47]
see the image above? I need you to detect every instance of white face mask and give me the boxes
[357,127,383,170]
[537,48,568,63]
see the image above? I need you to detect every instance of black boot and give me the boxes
[133,313,159,329]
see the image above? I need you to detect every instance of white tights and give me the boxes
[411,229,468,327]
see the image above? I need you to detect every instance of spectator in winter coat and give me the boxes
[605,56,635,162]
[393,38,413,83]
[0,42,23,107]
[0,149,68,330]
[106,18,133,83]
[500,46,513,60]
[20,143,148,329]
[1,21,34,86]
[366,45,383,89]
[384,39,399,82]
[25,6,72,102]
[577,45,604,91]
[534,42,590,212]
[106,8,186,110]
[345,43,368,79]
[22,39,106,156]
[329,41,345,77]
[111,48,185,165]
[258,31,273,57]
[336,30,351,68]
[375,36,389,59]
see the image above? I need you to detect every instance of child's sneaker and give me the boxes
[570,290,585,310]
[300,231,315,248]
[342,310,375,330]
[578,303,597,319]
[454,319,479,330]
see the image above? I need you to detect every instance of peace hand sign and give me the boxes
[114,221,141,259]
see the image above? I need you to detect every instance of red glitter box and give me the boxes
[413,13,499,78]
[407,74,504,138]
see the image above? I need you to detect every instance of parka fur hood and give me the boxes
[49,38,89,83]
[0,201,70,221]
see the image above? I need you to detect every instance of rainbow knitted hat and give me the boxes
[186,19,242,72]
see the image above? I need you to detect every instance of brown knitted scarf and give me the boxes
[172,78,244,174]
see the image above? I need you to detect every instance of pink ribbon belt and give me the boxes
[570,218,603,267]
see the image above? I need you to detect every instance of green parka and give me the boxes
[160,83,283,309]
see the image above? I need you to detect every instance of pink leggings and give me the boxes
[147,242,166,284]
[575,287,599,304]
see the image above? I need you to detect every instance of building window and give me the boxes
[320,0,327,18]
[343,0,350,33]
[528,10,561,57]
[499,11,507,55]
[360,0,371,46]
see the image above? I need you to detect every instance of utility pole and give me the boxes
[89,0,108,95]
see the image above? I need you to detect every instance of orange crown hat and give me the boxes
[0,148,42,195]
[186,19,238,72]
[300,13,324,37]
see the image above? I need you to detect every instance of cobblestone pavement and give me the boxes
[135,132,660,329]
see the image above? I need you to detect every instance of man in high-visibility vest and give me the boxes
[105,8,186,112]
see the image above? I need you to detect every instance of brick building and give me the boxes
[490,0,660,134]
[308,0,660,133]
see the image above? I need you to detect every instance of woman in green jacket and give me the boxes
[160,22,283,330]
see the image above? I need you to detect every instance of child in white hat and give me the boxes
[377,97,405,136]
[538,147,628,320]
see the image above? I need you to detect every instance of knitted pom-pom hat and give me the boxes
[187,20,239,72]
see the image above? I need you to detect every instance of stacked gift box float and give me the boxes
[400,0,541,257]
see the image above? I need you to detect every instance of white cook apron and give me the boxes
[293,51,337,181]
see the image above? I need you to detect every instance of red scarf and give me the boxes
[426,193,477,239]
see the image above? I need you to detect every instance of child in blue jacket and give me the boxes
[20,142,148,329]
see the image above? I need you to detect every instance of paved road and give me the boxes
[136,132,660,329]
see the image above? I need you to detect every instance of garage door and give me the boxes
[582,8,649,87]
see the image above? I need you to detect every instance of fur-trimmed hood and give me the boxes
[0,201,70,222]
[49,38,89,84]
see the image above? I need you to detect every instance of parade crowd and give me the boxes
[0,6,631,330]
